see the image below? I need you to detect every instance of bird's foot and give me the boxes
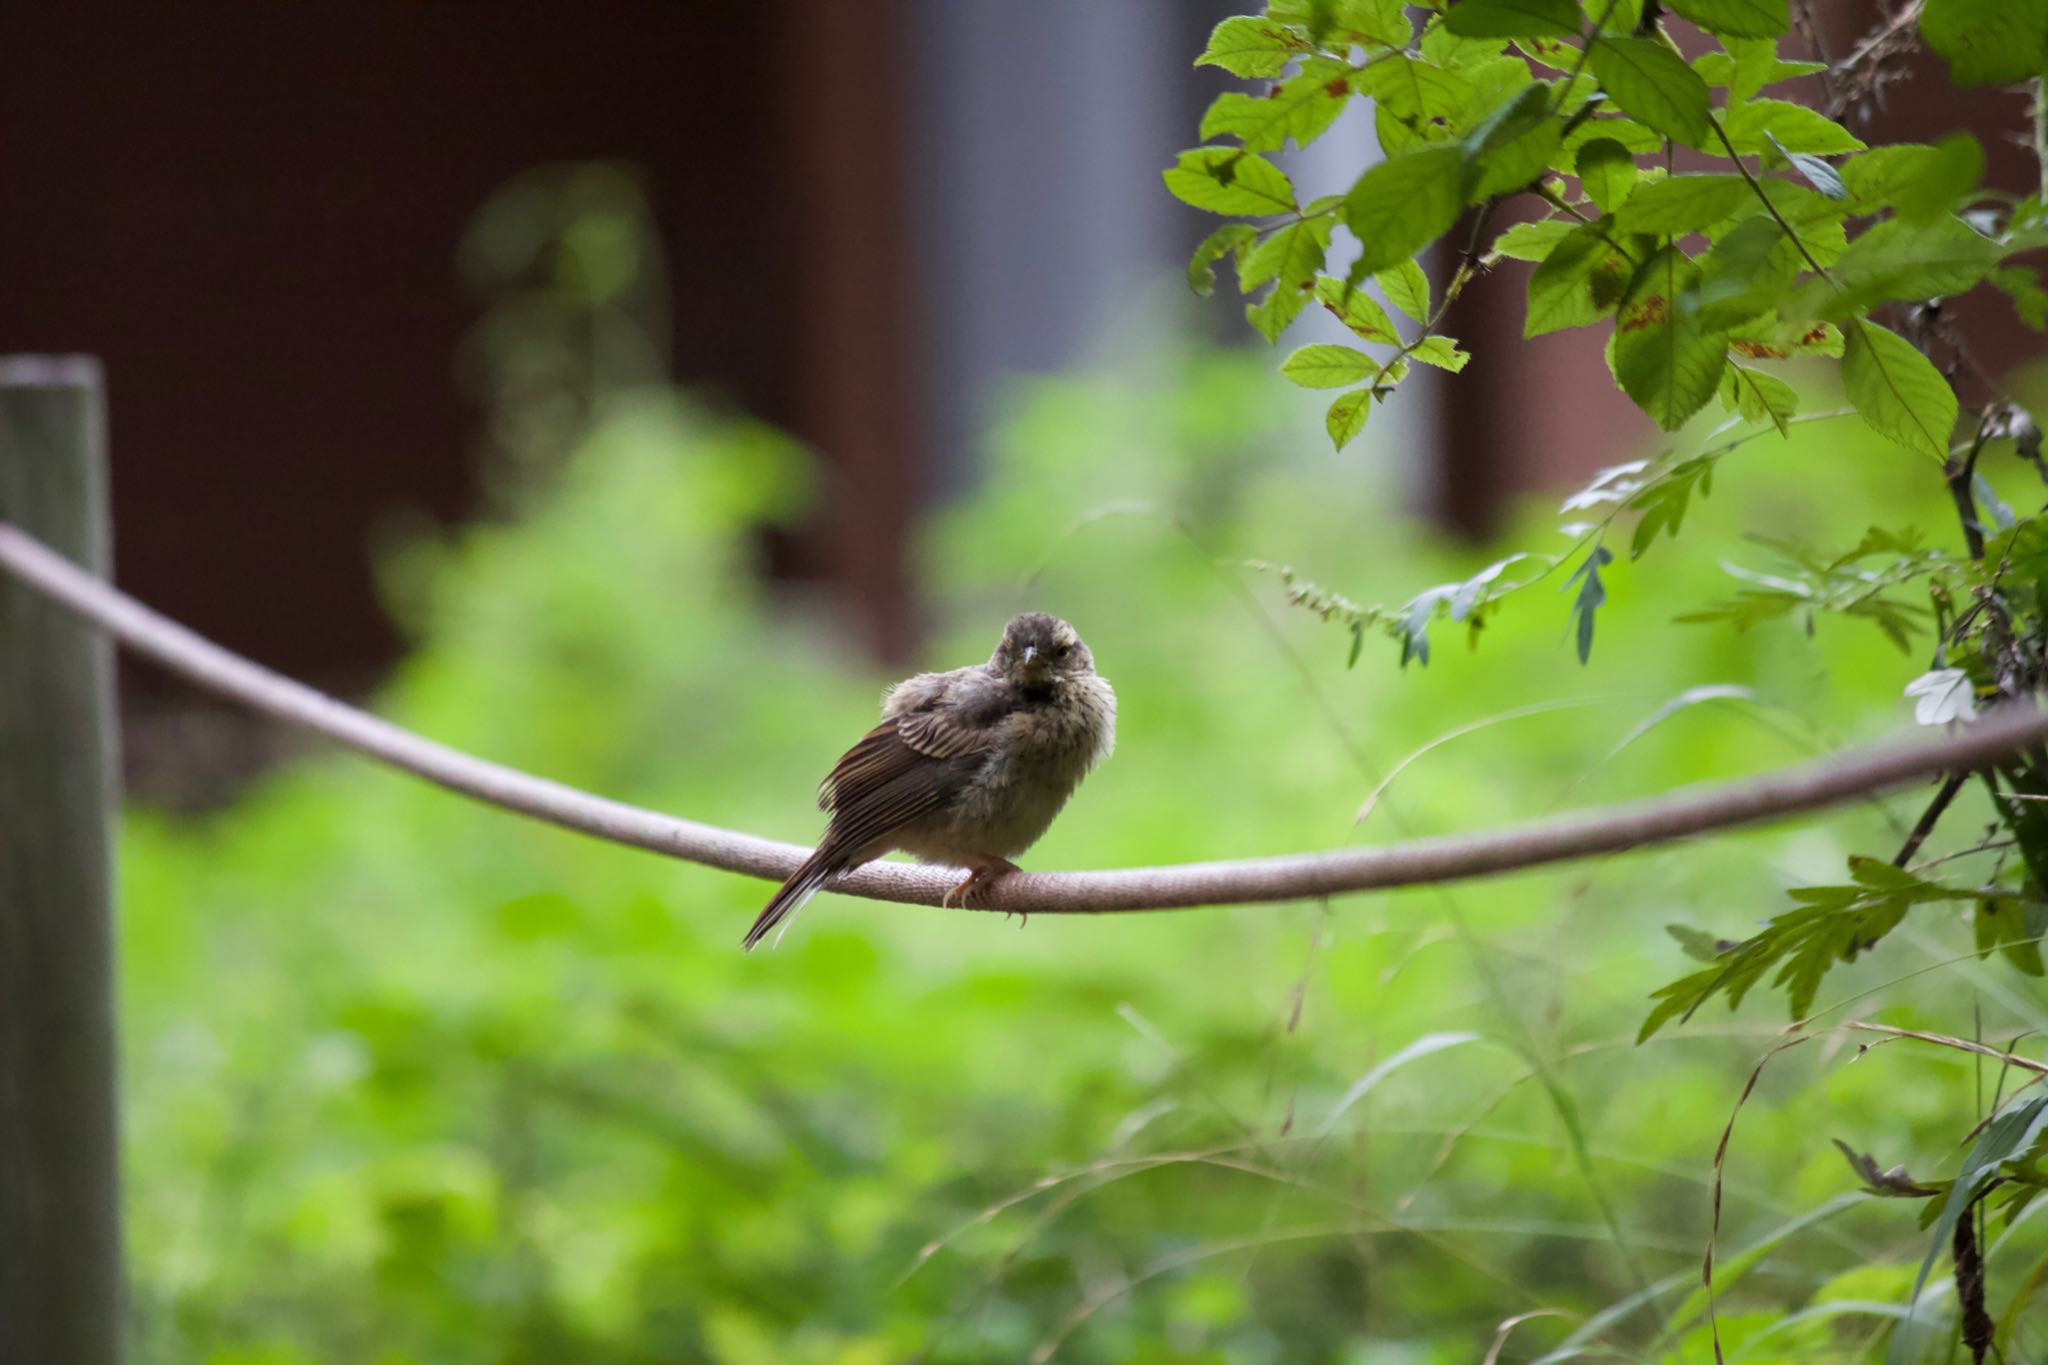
[944,858,1022,914]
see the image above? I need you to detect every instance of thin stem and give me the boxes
[1894,774,1966,866]
[1710,115,1830,279]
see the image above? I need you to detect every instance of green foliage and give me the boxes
[127,345,2048,1361]
[1174,0,2045,462]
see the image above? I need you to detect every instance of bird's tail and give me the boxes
[743,849,837,951]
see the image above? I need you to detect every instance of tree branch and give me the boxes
[3,519,2045,916]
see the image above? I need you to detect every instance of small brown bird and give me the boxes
[743,613,1116,949]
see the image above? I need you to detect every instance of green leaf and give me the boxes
[1248,279,1313,342]
[1665,0,1789,38]
[1992,263,2048,328]
[1242,216,1337,293]
[1768,133,1846,200]
[1443,0,1582,39]
[1575,137,1639,212]
[1493,218,1576,261]
[1378,258,1432,320]
[1564,542,1613,663]
[1809,215,2002,318]
[1187,223,1259,296]
[1898,1097,2048,1361]
[1201,58,1354,152]
[1164,148,1297,215]
[1335,0,1417,46]
[1356,57,1477,152]
[1410,335,1472,371]
[1841,320,1959,460]
[1715,36,1826,99]
[1325,388,1374,451]
[1344,145,1472,275]
[1313,274,1400,342]
[1282,343,1380,388]
[1586,36,1714,148]
[1919,0,2048,88]
[1611,246,1729,429]
[1719,100,1865,156]
[1692,215,1797,324]
[1720,363,1797,433]
[1464,82,1564,199]
[1614,173,1750,235]
[1841,136,1985,221]
[1194,14,1312,77]
[1525,221,1629,335]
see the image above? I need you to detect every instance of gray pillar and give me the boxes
[0,356,123,1365]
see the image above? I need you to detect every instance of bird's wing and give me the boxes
[811,712,993,855]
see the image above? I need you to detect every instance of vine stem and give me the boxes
[5,520,2048,916]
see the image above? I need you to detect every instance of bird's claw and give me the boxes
[945,860,1020,915]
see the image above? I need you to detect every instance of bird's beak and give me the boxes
[1022,644,1038,667]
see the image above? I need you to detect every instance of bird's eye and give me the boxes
[1055,643,1071,658]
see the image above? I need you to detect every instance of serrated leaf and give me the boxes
[1164,147,1297,215]
[1313,275,1399,342]
[1575,136,1638,212]
[1464,81,1564,198]
[1612,246,1729,429]
[1811,215,2002,319]
[1665,0,1789,38]
[1194,14,1312,77]
[1718,36,1825,99]
[1493,218,1576,261]
[1357,56,1476,151]
[1242,216,1336,294]
[1247,279,1313,341]
[1720,99,1865,156]
[1841,320,1959,460]
[1692,215,1797,324]
[1587,36,1714,148]
[1201,58,1354,152]
[1615,173,1750,235]
[1729,317,1840,359]
[1378,258,1432,320]
[1337,0,1416,46]
[1919,0,2048,88]
[1325,388,1373,451]
[1410,335,1471,370]
[1840,135,1985,221]
[1187,223,1259,296]
[1282,343,1380,388]
[1443,0,1582,39]
[1720,364,1796,433]
[1344,144,1472,275]
[1525,221,1629,335]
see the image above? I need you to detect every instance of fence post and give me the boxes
[0,357,122,1365]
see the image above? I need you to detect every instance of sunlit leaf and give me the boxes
[1194,14,1312,77]
[1325,388,1374,451]
[1282,343,1379,388]
[1665,0,1789,37]
[1344,144,1472,275]
[1840,320,1959,460]
[1919,0,2048,88]
[1164,147,1297,215]
[1187,223,1259,296]
[1611,247,1728,429]
[1586,36,1714,147]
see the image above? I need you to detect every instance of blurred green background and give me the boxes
[119,285,2048,1359]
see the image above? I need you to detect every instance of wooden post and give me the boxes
[0,357,122,1365]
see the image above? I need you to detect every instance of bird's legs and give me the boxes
[943,857,1024,922]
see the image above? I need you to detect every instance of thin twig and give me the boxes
[1895,774,1967,866]
[5,520,2048,916]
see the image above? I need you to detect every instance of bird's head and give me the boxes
[992,612,1093,691]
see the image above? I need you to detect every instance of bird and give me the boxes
[743,612,1116,949]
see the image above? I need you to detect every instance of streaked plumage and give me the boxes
[743,613,1115,949]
